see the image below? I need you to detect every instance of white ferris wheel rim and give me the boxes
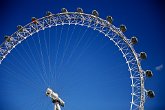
[0,10,148,110]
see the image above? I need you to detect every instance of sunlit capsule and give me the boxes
[106,16,113,24]
[140,52,147,59]
[77,7,83,13]
[145,70,153,78]
[61,8,68,13]
[17,25,23,32]
[120,24,127,32]
[46,11,52,16]
[31,17,38,24]
[4,35,11,42]
[131,36,138,44]
[92,10,99,17]
[147,90,155,98]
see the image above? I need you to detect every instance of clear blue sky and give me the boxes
[0,0,165,110]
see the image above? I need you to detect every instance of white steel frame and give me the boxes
[0,11,147,110]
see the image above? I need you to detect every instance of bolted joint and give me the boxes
[52,98,65,107]
[92,10,99,17]
[145,70,153,78]
[52,98,56,103]
[106,16,113,24]
[131,36,138,44]
[140,52,147,59]
[147,90,155,98]
[120,24,127,32]
[58,98,64,107]
[77,7,83,13]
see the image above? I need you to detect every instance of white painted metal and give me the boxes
[0,11,147,110]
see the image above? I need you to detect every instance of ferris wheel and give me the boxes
[0,8,155,110]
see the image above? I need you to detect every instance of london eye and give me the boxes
[0,8,154,110]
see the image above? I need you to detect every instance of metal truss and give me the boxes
[0,8,154,110]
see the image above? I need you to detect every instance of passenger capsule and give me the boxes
[92,10,99,17]
[77,8,83,13]
[4,36,10,42]
[17,25,23,32]
[131,36,138,44]
[0,56,3,60]
[147,90,155,98]
[145,70,153,78]
[140,52,147,59]
[31,17,38,24]
[61,8,68,13]
[4,35,8,39]
[120,24,127,32]
[46,11,52,16]
[106,16,113,24]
